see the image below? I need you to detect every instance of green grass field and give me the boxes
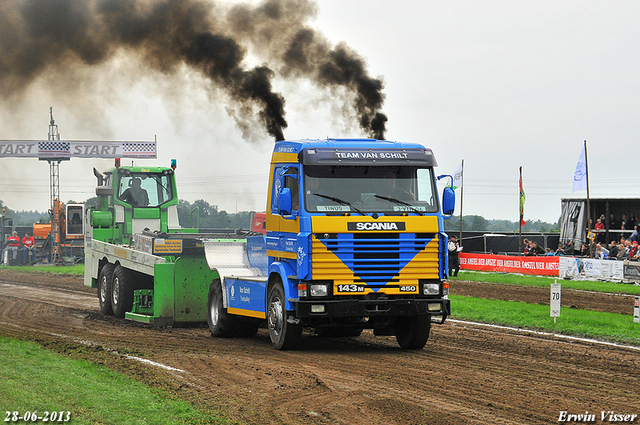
[0,337,233,425]
[450,270,640,295]
[450,295,640,345]
[447,270,640,346]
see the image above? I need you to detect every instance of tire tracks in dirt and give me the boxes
[1,269,639,424]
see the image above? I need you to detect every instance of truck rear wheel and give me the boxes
[207,279,240,337]
[97,263,115,315]
[111,265,135,318]
[267,282,302,350]
[395,316,431,350]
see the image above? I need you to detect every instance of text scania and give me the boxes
[348,222,406,231]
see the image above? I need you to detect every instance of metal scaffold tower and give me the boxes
[43,107,69,263]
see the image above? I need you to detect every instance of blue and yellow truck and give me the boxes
[85,138,453,350]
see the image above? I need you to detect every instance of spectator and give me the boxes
[609,213,619,242]
[618,241,629,260]
[594,218,605,243]
[6,231,20,264]
[581,242,591,257]
[632,242,640,261]
[565,240,574,256]
[21,232,36,265]
[630,225,638,242]
[595,243,609,259]
[629,214,637,233]
[609,241,619,259]
[522,238,529,255]
[528,241,545,256]
[448,236,460,277]
[554,244,566,256]
[621,214,628,231]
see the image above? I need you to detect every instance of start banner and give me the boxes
[459,253,559,276]
[0,140,156,158]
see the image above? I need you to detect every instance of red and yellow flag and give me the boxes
[519,166,526,227]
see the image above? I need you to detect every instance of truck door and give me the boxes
[268,165,300,256]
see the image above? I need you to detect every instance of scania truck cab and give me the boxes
[208,138,454,349]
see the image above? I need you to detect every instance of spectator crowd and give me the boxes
[524,213,640,261]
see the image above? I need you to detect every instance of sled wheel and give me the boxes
[97,263,115,315]
[111,265,135,318]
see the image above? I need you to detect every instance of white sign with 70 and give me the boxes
[550,282,561,319]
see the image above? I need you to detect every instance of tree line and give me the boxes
[443,215,560,233]
[1,198,559,232]
[0,198,255,231]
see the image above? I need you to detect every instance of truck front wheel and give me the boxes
[267,282,302,350]
[97,263,115,315]
[111,265,135,318]
[395,316,431,350]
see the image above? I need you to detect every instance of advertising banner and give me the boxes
[460,253,634,281]
[459,253,559,276]
[558,257,625,281]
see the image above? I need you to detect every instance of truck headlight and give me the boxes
[309,283,329,297]
[422,283,440,296]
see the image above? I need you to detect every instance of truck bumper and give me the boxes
[294,298,451,320]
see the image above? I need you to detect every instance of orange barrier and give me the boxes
[459,253,559,276]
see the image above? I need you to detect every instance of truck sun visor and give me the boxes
[299,147,437,166]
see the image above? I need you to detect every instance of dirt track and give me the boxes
[1,269,639,424]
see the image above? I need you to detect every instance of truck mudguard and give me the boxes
[268,261,297,310]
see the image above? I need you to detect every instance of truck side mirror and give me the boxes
[278,187,292,216]
[442,186,455,217]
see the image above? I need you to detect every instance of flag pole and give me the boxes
[519,166,523,254]
[584,140,591,250]
[459,159,464,242]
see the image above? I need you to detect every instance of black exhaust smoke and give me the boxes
[0,0,386,141]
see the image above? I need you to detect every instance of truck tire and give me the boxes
[395,316,431,350]
[267,282,302,350]
[97,263,115,315]
[111,265,135,318]
[207,279,240,337]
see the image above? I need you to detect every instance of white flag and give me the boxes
[572,145,587,192]
[452,162,463,190]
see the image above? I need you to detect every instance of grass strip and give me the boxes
[450,295,640,346]
[450,270,640,296]
[0,264,84,275]
[0,337,233,425]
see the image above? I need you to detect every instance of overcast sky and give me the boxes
[1,0,638,224]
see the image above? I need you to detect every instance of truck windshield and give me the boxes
[303,165,439,214]
[117,173,173,208]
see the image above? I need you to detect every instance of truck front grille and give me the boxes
[312,232,440,286]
